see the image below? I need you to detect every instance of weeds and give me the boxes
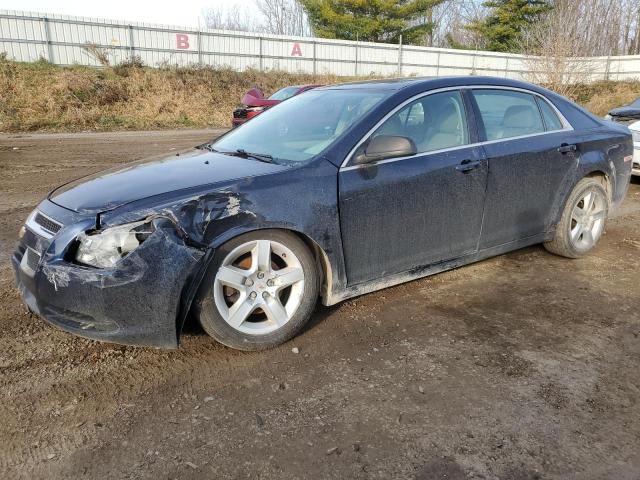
[0,58,634,132]
[82,43,111,67]
[0,59,355,132]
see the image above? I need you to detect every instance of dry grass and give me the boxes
[1,56,639,132]
[571,80,640,117]
[0,57,359,132]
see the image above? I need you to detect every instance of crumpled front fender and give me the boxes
[15,222,205,348]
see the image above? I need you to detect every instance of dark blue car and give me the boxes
[13,77,634,350]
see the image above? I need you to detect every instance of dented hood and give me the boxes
[49,148,288,214]
[241,87,280,108]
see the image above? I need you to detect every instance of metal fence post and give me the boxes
[605,55,611,81]
[313,41,317,75]
[355,42,359,76]
[397,34,403,76]
[128,25,135,59]
[259,36,263,71]
[436,51,440,77]
[42,16,54,63]
[197,30,202,66]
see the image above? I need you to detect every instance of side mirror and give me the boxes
[353,135,417,165]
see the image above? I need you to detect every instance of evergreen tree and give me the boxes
[466,0,552,52]
[300,0,446,45]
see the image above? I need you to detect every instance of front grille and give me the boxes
[233,108,248,119]
[25,248,41,271]
[34,212,62,234]
[22,228,44,252]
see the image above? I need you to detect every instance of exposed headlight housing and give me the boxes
[604,114,612,121]
[75,220,154,268]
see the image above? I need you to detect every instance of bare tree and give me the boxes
[520,0,640,57]
[431,0,489,49]
[256,0,310,36]
[203,0,309,36]
[519,1,601,96]
[202,5,263,32]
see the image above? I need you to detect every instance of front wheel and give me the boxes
[544,178,609,258]
[198,230,319,351]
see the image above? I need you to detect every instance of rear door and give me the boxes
[338,89,488,285]
[470,88,579,249]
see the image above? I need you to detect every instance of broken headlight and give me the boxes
[75,220,154,268]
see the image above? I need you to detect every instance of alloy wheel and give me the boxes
[569,188,607,250]
[213,239,305,335]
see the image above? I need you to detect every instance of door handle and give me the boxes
[558,143,577,154]
[456,159,481,173]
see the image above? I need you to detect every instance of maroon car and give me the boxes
[232,84,322,127]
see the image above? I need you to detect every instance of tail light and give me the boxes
[246,107,265,119]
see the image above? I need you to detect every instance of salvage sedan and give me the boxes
[13,77,633,350]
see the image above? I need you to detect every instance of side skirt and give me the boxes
[323,233,548,306]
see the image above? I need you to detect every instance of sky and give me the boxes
[0,0,252,28]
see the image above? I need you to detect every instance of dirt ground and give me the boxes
[0,130,639,480]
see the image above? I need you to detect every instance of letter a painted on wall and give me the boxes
[291,43,303,56]
[176,34,190,50]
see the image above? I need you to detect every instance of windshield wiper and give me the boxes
[203,146,276,164]
[230,149,275,164]
[198,143,218,152]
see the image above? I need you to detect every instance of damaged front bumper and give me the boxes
[12,200,205,348]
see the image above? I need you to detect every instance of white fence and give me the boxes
[2,9,640,81]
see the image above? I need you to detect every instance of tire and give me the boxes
[544,177,609,259]
[198,230,319,351]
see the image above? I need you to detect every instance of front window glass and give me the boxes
[268,86,300,101]
[473,89,545,141]
[213,89,388,163]
[371,90,469,153]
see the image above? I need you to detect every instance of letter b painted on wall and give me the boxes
[176,34,190,50]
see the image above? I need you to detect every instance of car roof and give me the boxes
[286,84,322,89]
[317,76,551,94]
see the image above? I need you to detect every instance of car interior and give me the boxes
[373,91,468,153]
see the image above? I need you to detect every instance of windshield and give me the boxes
[213,89,389,163]
[630,98,640,107]
[268,86,300,101]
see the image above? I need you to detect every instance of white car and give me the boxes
[627,120,640,176]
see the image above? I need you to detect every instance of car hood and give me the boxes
[49,148,289,214]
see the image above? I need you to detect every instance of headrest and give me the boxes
[502,105,538,129]
[438,102,460,134]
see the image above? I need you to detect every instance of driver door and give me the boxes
[338,89,488,285]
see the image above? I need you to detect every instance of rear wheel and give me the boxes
[199,230,319,351]
[544,178,609,258]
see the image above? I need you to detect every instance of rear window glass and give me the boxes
[269,87,299,101]
[537,98,564,131]
[473,89,545,141]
